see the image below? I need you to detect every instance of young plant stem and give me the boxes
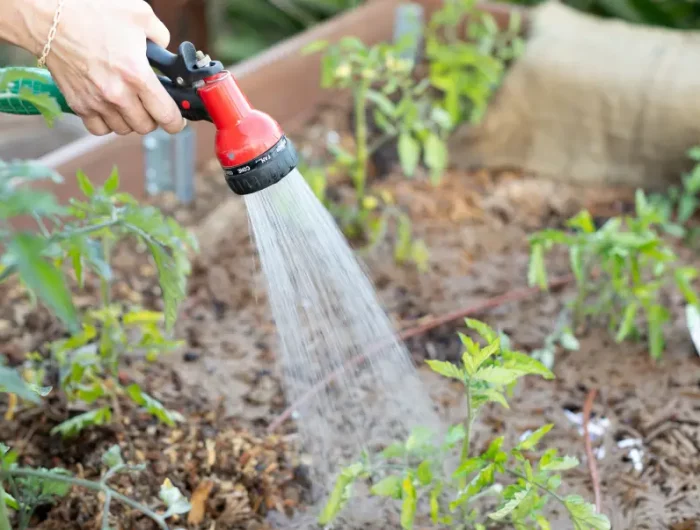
[461,383,473,462]
[0,221,120,285]
[99,238,112,307]
[572,260,593,327]
[506,469,566,504]
[352,80,370,203]
[1,469,170,530]
[102,492,112,530]
[54,220,120,241]
[0,482,11,530]
[459,381,474,504]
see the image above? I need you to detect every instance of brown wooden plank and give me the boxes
[147,0,210,50]
[417,0,529,31]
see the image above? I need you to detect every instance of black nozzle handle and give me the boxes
[156,75,212,122]
[146,40,179,77]
[146,39,224,122]
[146,40,223,85]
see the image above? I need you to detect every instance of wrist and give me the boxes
[0,0,58,57]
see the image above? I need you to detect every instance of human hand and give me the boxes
[4,0,186,136]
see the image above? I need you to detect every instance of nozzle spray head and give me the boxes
[197,71,298,195]
[147,41,298,196]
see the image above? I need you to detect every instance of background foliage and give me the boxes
[210,0,364,64]
[501,0,700,29]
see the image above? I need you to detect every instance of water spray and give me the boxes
[0,40,299,196]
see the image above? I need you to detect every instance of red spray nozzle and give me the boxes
[198,71,298,195]
[147,40,298,196]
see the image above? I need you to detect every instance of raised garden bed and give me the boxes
[2,1,700,529]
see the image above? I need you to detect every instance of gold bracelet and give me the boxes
[37,0,65,68]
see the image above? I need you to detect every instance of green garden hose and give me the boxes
[0,67,73,116]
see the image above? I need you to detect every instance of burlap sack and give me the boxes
[449,1,700,190]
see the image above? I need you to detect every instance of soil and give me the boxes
[2,100,700,530]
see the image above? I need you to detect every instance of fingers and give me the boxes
[139,68,186,134]
[82,114,111,136]
[116,94,158,134]
[100,106,133,136]
[139,9,185,134]
[142,4,170,49]
[103,79,158,134]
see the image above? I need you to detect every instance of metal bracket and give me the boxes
[393,3,425,62]
[143,124,196,204]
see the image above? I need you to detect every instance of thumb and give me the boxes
[145,13,170,49]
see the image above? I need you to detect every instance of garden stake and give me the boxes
[0,40,299,197]
[583,388,602,512]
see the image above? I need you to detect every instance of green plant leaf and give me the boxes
[646,304,669,359]
[101,445,124,469]
[479,388,510,409]
[464,318,497,343]
[2,489,18,510]
[398,133,421,177]
[126,384,184,426]
[615,302,638,343]
[517,424,553,451]
[569,245,585,284]
[17,89,62,126]
[528,243,548,290]
[539,449,579,471]
[123,310,164,325]
[567,210,595,234]
[429,482,442,523]
[410,240,430,272]
[417,460,433,485]
[425,360,465,381]
[159,478,191,518]
[674,267,699,307]
[423,132,448,184]
[502,350,555,380]
[488,485,532,521]
[103,167,120,195]
[370,475,402,498]
[51,407,112,438]
[9,233,79,333]
[367,89,396,117]
[444,424,466,446]
[476,338,501,366]
[394,214,413,263]
[400,476,417,530]
[564,495,611,530]
[146,242,184,332]
[318,463,364,525]
[473,366,520,386]
[536,515,552,530]
[0,443,18,468]
[37,468,72,497]
[381,443,405,459]
[452,457,485,479]
[406,427,434,452]
[559,330,580,351]
[0,365,42,404]
[76,170,95,198]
